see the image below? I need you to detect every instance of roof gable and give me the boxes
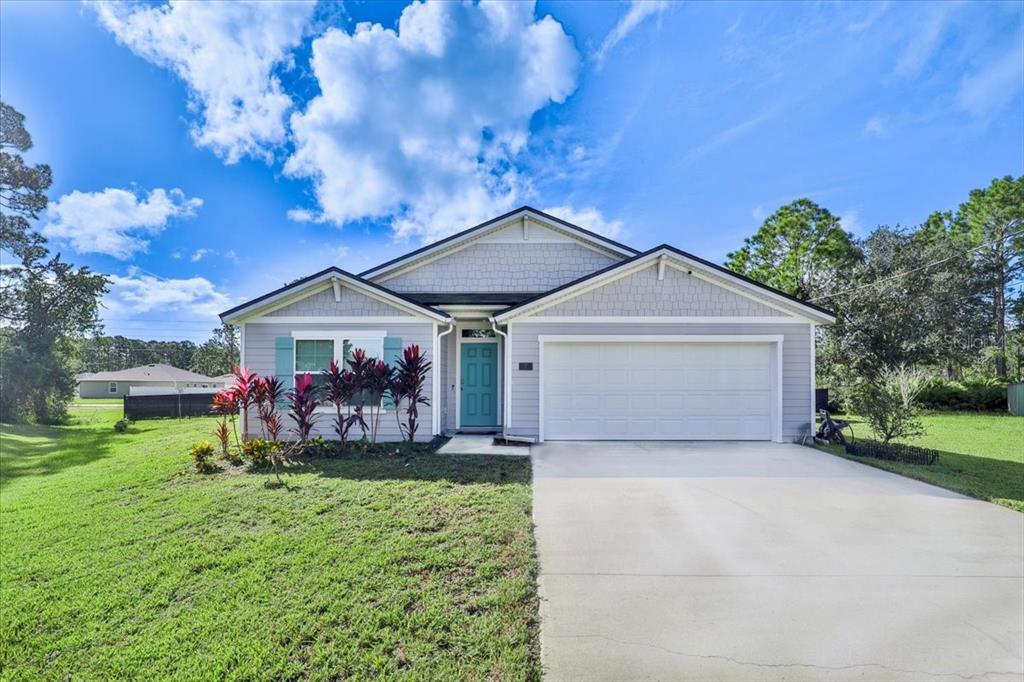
[493,245,836,323]
[219,267,450,323]
[360,206,637,281]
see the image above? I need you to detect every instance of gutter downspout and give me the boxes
[436,320,455,435]
[490,317,510,437]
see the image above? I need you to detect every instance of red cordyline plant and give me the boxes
[286,372,320,445]
[343,348,372,442]
[230,366,259,441]
[211,388,238,455]
[390,344,431,442]
[364,358,393,444]
[322,360,361,443]
[255,376,284,441]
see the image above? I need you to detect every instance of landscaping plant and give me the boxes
[229,366,259,441]
[211,388,240,454]
[322,360,358,443]
[390,344,432,442]
[254,376,284,441]
[113,418,131,433]
[286,372,320,445]
[189,441,216,473]
[851,364,927,443]
[343,348,372,442]
[364,358,393,444]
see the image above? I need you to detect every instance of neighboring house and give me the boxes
[212,373,236,387]
[220,206,834,443]
[76,364,221,398]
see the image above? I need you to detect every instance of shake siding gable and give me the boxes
[379,242,621,293]
[534,264,787,317]
[265,286,408,317]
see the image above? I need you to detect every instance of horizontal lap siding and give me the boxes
[244,321,436,442]
[507,322,812,441]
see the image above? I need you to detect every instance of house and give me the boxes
[220,207,834,442]
[76,364,221,398]
[212,373,236,387]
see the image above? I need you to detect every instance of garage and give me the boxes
[540,338,779,441]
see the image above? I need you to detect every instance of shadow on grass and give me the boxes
[0,422,117,485]
[828,443,1024,511]
[275,452,531,486]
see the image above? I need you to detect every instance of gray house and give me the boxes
[76,364,220,398]
[220,207,833,442]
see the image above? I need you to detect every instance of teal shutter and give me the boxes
[382,336,402,408]
[275,336,295,404]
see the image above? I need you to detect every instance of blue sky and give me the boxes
[1,0,1022,342]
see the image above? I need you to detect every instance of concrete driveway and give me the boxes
[532,441,1024,681]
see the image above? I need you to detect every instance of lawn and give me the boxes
[71,397,124,405]
[821,411,1024,512]
[0,408,540,680]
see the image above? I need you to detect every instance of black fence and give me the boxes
[124,392,217,420]
[815,388,830,411]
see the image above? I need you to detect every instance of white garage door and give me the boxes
[542,341,775,440]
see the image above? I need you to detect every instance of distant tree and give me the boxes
[726,199,860,300]
[956,176,1024,377]
[77,336,200,372]
[0,101,108,423]
[190,324,239,377]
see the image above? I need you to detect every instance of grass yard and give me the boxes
[0,408,540,680]
[821,411,1024,512]
[71,397,124,405]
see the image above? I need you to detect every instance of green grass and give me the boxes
[821,411,1024,512]
[1,408,540,680]
[70,397,123,405]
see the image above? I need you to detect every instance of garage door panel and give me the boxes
[543,341,774,441]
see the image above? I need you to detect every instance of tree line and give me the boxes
[726,177,1024,394]
[77,325,239,378]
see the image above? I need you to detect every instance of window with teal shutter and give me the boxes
[274,336,295,402]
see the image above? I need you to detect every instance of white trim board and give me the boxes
[516,316,805,324]
[247,316,426,324]
[536,334,785,444]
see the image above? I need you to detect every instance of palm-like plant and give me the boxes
[364,359,393,444]
[286,372,319,445]
[211,388,240,453]
[322,360,358,443]
[390,344,431,442]
[229,366,259,441]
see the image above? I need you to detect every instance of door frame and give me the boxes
[456,321,504,429]
[537,334,784,443]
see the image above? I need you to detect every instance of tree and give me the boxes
[0,101,108,422]
[190,324,239,377]
[956,176,1024,377]
[726,199,860,300]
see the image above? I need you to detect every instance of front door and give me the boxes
[460,342,498,427]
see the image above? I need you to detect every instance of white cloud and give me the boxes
[42,187,202,259]
[91,0,315,163]
[840,210,862,234]
[542,205,624,238]
[956,38,1024,119]
[593,1,669,69]
[862,115,890,139]
[284,1,579,243]
[191,248,213,262]
[104,270,231,317]
[224,249,239,262]
[894,4,956,77]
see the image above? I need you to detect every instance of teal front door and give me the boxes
[460,342,499,427]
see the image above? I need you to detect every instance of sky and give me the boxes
[1,0,1022,343]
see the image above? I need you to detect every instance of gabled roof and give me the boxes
[76,364,217,383]
[219,267,451,323]
[491,244,836,323]
[359,206,638,280]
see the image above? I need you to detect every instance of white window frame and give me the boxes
[291,330,388,410]
[108,382,118,394]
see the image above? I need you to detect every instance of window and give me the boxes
[295,339,334,387]
[108,382,117,394]
[461,329,496,338]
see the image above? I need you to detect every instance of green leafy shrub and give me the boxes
[917,376,1007,411]
[851,365,926,443]
[189,441,217,473]
[241,438,280,466]
[304,435,335,458]
[113,418,131,433]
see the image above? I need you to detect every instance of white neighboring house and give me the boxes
[76,364,220,398]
